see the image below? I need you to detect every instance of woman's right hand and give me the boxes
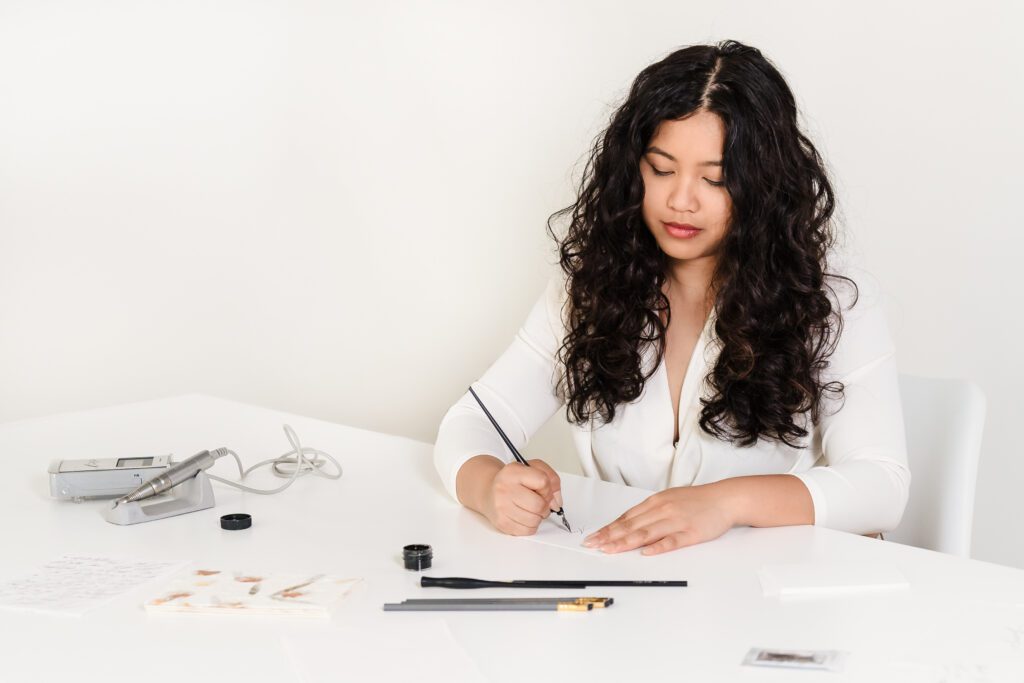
[481,459,563,536]
[455,455,563,535]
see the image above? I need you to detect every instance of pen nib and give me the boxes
[560,512,573,533]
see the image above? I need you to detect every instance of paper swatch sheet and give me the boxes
[145,567,361,616]
[0,554,186,617]
[522,474,653,555]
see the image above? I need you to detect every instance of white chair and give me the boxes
[885,374,986,557]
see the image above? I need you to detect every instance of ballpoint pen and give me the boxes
[467,385,573,532]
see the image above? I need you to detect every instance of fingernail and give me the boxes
[554,493,564,508]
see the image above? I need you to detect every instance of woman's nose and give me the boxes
[667,179,699,214]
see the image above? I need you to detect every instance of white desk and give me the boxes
[1,395,1022,682]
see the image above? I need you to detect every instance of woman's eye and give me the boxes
[647,161,724,187]
[647,160,720,187]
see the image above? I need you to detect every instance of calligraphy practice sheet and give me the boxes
[0,554,186,616]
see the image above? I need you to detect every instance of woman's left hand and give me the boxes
[582,483,736,555]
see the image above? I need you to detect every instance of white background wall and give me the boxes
[1,1,1021,567]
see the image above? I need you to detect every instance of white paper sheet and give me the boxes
[520,473,653,555]
[0,554,187,616]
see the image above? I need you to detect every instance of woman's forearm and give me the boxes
[454,454,504,512]
[711,474,815,528]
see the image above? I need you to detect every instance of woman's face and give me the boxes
[639,111,732,267]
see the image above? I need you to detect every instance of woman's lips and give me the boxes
[663,222,702,239]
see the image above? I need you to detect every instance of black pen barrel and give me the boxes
[421,577,583,589]
[420,577,496,589]
[582,581,688,587]
[421,576,687,589]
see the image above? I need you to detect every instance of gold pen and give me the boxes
[556,603,592,612]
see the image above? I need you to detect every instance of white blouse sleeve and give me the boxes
[432,276,567,501]
[790,278,912,534]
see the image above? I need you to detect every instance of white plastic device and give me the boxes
[48,456,172,501]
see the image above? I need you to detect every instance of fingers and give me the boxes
[506,462,552,500]
[490,492,546,536]
[583,494,661,547]
[510,487,549,519]
[494,513,539,536]
[488,462,556,536]
[583,509,668,552]
[641,530,701,556]
[527,459,563,508]
[504,502,544,534]
[580,488,728,554]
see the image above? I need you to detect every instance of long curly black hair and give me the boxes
[546,39,857,448]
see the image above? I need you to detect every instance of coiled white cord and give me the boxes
[204,425,342,495]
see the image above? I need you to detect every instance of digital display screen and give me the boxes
[116,457,154,468]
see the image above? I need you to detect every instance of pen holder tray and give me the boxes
[103,472,216,525]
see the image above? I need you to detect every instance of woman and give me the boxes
[433,39,910,556]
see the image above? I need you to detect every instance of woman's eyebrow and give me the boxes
[645,145,722,167]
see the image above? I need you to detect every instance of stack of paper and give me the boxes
[145,567,361,616]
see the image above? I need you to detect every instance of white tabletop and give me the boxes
[0,394,1022,682]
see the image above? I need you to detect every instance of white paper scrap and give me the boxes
[0,554,187,617]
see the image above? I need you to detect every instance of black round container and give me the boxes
[403,544,433,571]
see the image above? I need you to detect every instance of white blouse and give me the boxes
[433,271,911,534]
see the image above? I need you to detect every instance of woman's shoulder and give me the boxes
[516,270,571,358]
[822,267,898,383]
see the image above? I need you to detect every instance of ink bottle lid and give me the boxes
[220,513,252,530]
